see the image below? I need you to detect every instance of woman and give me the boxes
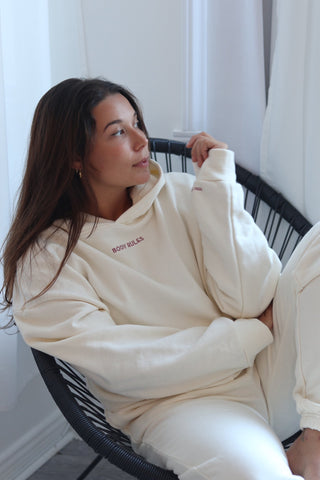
[1,77,319,479]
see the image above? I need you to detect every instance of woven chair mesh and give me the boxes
[32,348,178,479]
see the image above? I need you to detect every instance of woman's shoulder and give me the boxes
[19,221,69,270]
[163,170,195,192]
[14,223,69,299]
[39,221,69,248]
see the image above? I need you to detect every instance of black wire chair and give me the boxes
[31,138,312,480]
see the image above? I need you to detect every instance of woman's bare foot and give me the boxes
[287,429,320,479]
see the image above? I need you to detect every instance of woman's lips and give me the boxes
[133,157,149,168]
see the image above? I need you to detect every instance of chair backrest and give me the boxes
[31,138,311,479]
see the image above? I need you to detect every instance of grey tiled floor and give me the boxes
[27,439,135,479]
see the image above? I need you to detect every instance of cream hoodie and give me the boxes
[13,149,281,432]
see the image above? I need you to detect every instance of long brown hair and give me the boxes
[1,77,148,325]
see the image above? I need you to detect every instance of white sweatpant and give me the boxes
[132,397,301,479]
[128,226,320,479]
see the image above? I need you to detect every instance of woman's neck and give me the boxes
[87,188,133,221]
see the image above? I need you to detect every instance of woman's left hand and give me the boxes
[258,302,273,332]
[186,132,228,168]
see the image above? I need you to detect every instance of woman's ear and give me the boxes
[72,156,82,171]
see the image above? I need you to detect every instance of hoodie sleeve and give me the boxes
[192,149,281,319]
[13,247,273,401]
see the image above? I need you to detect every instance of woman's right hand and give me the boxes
[186,132,228,168]
[258,302,273,332]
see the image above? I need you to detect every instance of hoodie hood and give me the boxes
[119,159,164,224]
[75,159,165,234]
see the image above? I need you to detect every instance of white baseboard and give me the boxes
[0,409,75,480]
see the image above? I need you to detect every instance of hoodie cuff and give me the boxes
[193,148,236,182]
[234,318,273,366]
[300,415,320,432]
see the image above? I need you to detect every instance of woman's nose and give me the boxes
[133,129,148,150]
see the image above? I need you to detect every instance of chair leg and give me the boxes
[76,454,103,480]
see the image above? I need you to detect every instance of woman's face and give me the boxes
[84,93,150,198]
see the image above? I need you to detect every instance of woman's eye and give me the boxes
[113,129,125,137]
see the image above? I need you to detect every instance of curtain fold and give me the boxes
[176,0,271,175]
[0,0,52,411]
[0,0,87,411]
[0,2,16,411]
[206,0,267,173]
[261,0,320,224]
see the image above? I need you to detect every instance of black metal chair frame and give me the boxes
[31,138,312,479]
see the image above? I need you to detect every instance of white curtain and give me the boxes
[0,0,87,410]
[206,0,268,173]
[0,0,51,411]
[261,0,320,224]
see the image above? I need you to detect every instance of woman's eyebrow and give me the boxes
[103,119,121,132]
[103,112,137,132]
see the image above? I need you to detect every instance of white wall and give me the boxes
[0,374,72,480]
[82,0,184,139]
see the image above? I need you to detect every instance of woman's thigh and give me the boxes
[131,397,301,479]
